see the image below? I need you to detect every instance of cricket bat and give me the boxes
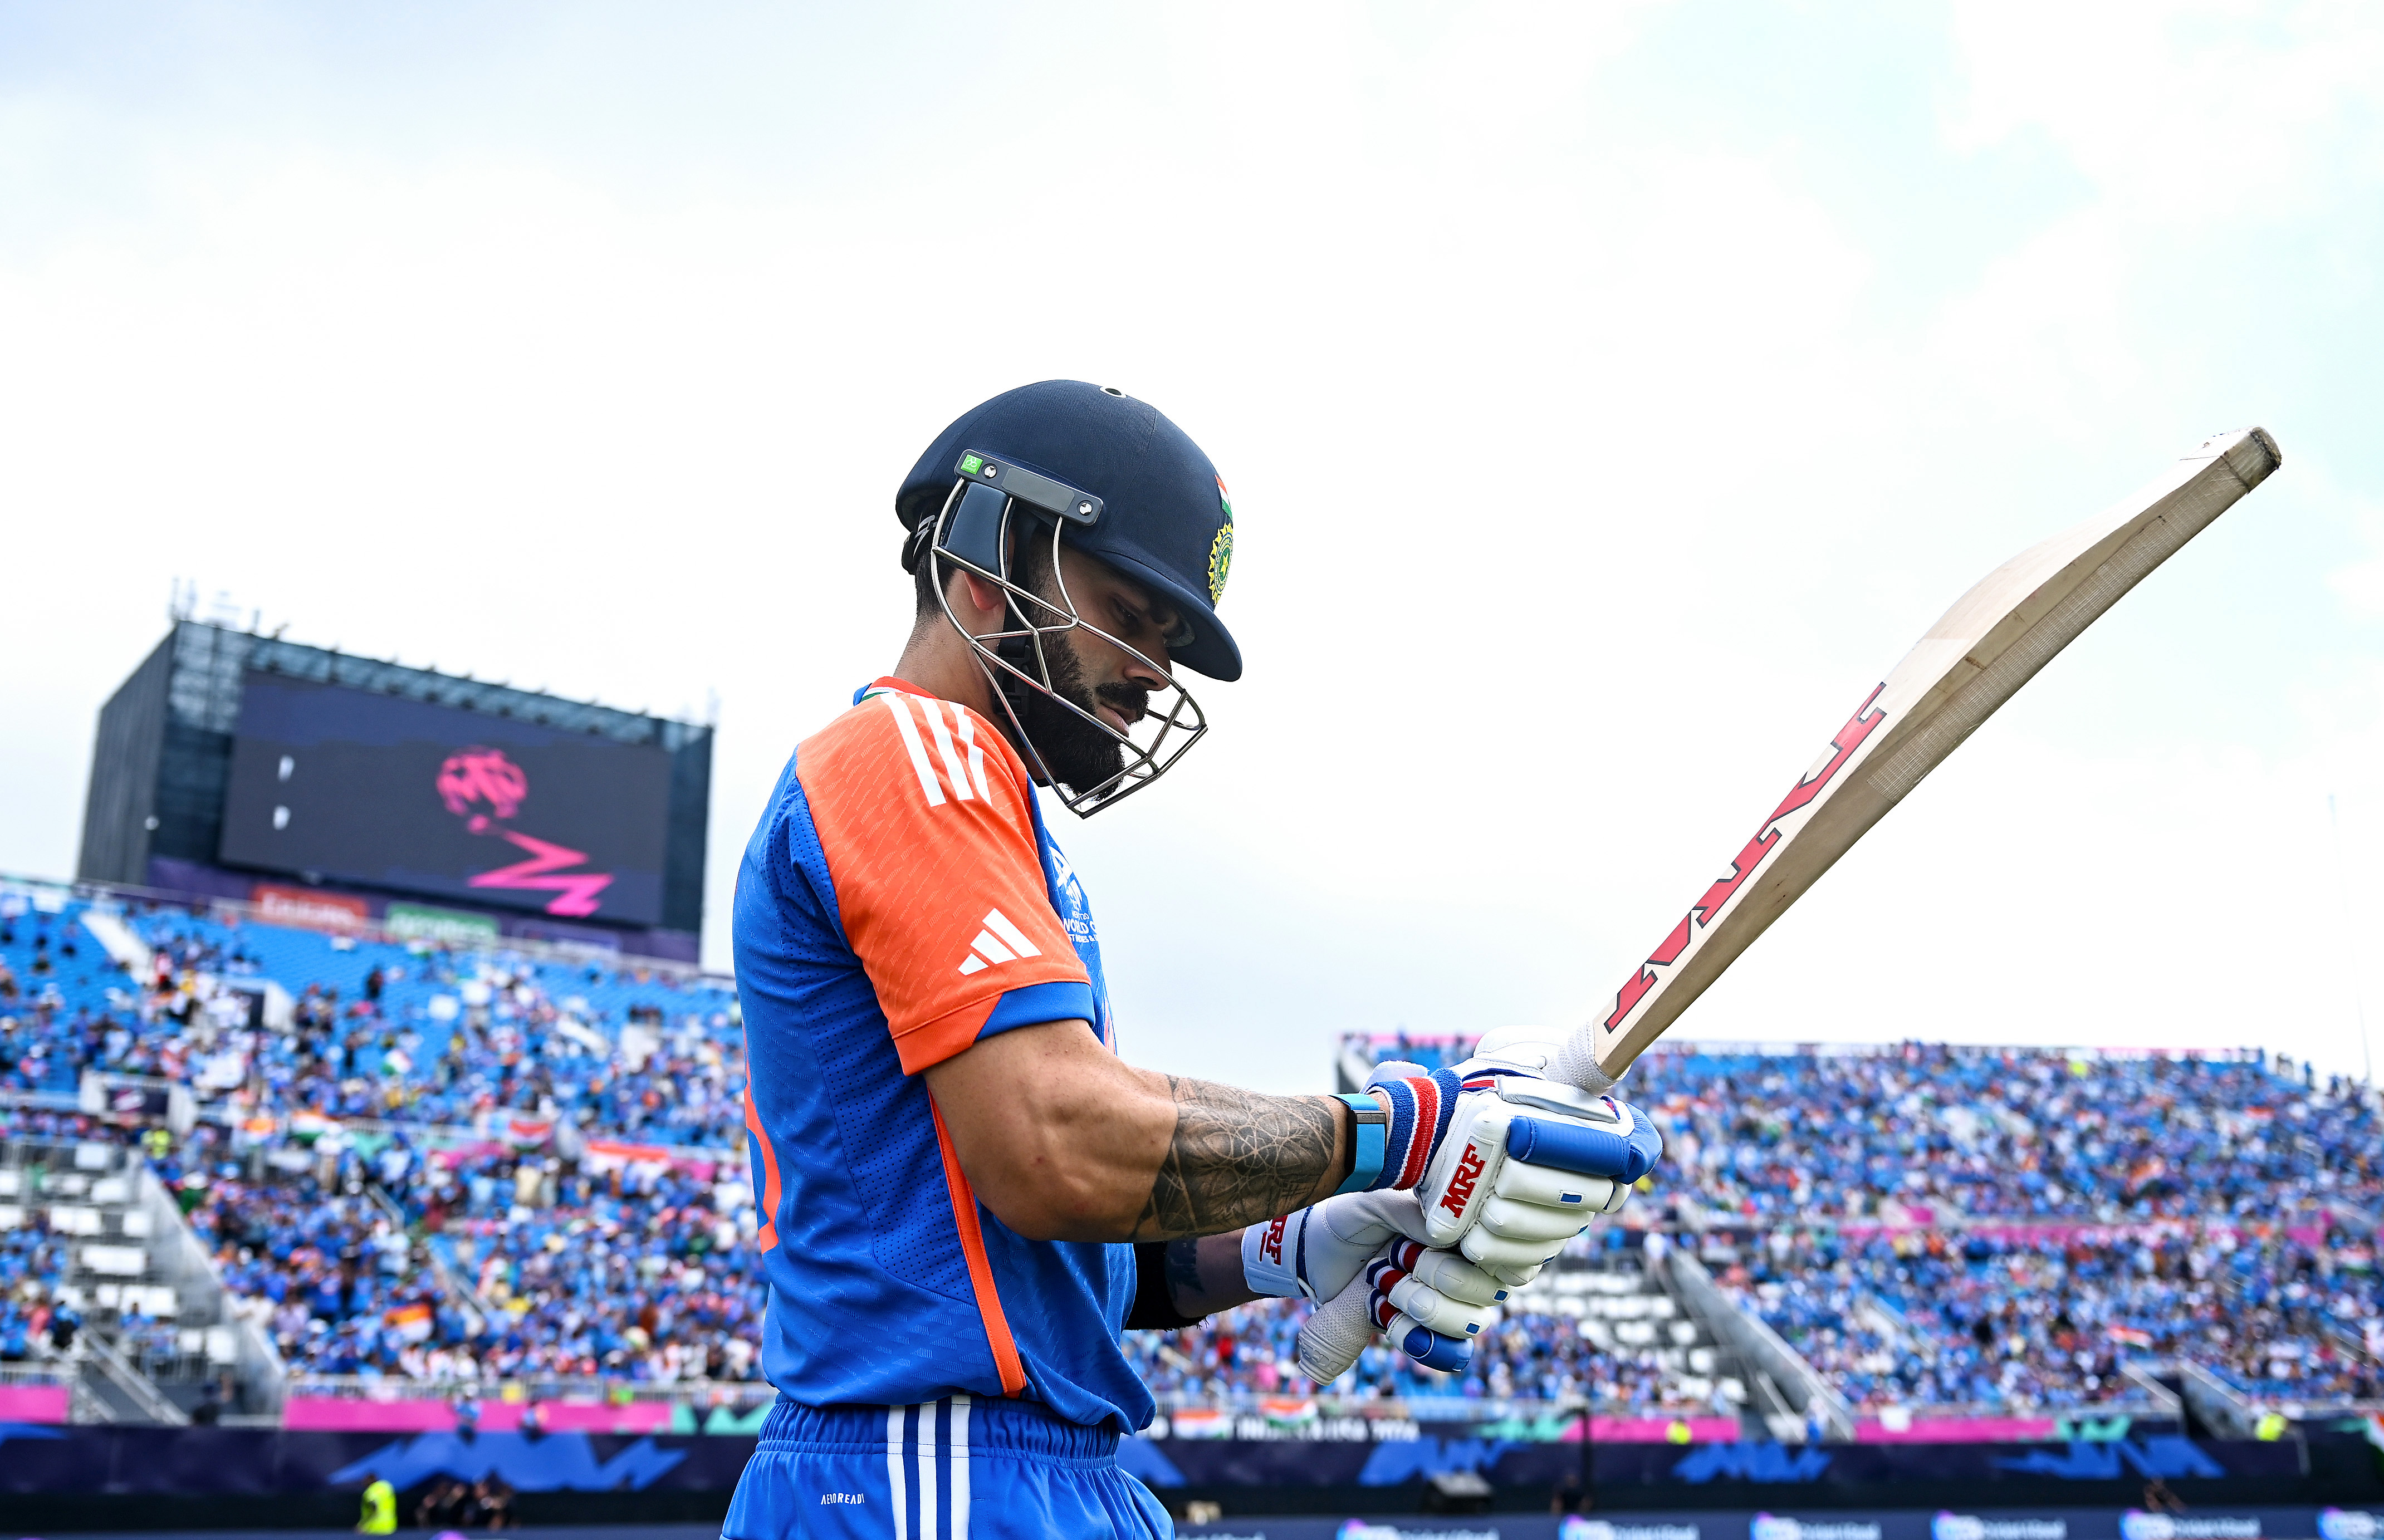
[1549,426,2282,1095]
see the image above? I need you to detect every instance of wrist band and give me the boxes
[1241,1212,1301,1299]
[1331,1092,1389,1196]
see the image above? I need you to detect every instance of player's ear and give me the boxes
[957,568,1005,620]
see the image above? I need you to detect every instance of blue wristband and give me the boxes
[1332,1092,1388,1196]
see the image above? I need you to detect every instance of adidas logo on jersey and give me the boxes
[956,908,1042,976]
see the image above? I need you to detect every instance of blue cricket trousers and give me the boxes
[722,1395,1173,1539]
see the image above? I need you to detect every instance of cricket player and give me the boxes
[724,381,1663,1538]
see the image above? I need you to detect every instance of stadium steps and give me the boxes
[2,1136,285,1423]
[364,1179,489,1336]
[1666,1247,1857,1440]
[2160,1358,2263,1439]
[71,1327,187,1425]
[76,906,151,974]
[1511,1247,1775,1426]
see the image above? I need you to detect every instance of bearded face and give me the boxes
[1014,621,1148,797]
[998,539,1151,796]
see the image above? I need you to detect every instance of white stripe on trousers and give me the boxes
[885,1395,971,1540]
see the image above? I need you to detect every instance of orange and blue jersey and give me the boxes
[731,676,1149,1434]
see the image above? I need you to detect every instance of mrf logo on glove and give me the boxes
[1418,1089,1660,1252]
[1437,1142,1490,1219]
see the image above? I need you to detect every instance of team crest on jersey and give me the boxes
[1208,478,1234,605]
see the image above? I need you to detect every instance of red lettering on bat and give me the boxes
[1604,684,1889,1032]
[1438,1142,1488,1218]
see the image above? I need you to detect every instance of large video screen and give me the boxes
[219,673,673,926]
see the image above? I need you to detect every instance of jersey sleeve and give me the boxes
[798,689,1094,1075]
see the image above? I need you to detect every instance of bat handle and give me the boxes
[1552,1028,1619,1097]
[1295,1279,1378,1383]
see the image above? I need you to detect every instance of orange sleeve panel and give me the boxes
[799,682,1090,1076]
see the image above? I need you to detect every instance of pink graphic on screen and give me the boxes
[437,748,528,831]
[436,747,616,917]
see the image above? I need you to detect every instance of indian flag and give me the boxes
[2108,1325,2155,1348]
[1170,1407,1232,1440]
[384,1302,434,1343]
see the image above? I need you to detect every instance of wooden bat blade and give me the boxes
[1556,428,2282,1092]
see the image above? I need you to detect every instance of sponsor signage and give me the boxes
[252,884,369,931]
[384,901,502,946]
[1933,1517,2067,1540]
[1754,1519,1883,1540]
[2119,1517,2261,1540]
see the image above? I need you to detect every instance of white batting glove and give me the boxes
[1241,1189,1541,1307]
[1362,1031,1661,1267]
[1294,1237,1511,1382]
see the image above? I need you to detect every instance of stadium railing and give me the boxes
[280,1372,777,1433]
[1668,1249,1853,1439]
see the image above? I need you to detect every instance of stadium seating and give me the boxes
[1339,1033,2384,1418]
[11,895,2384,1428]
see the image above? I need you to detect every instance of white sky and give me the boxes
[3,2,2380,1094]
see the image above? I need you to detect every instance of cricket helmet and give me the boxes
[895,381,1240,815]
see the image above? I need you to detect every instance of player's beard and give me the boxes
[1017,626,1148,796]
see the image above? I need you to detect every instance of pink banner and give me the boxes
[1563,1415,1741,1443]
[285,1396,456,1432]
[0,1383,69,1424]
[283,1395,680,1434]
[479,1399,677,1434]
[1857,1415,2059,1443]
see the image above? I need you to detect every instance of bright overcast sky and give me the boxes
[3,2,2381,1093]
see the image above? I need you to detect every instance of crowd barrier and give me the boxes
[0,1425,2352,1498]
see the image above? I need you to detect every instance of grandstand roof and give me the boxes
[165,620,707,751]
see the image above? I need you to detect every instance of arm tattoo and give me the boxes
[1132,1076,1341,1242]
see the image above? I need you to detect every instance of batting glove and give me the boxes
[1355,1049,1661,1269]
[1241,1189,1540,1308]
[1294,1237,1510,1382]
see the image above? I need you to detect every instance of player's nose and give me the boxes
[1121,642,1170,691]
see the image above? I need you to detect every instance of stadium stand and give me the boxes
[1338,1032,2384,1425]
[8,876,2384,1438]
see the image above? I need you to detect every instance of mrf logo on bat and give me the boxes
[1438,1141,1490,1218]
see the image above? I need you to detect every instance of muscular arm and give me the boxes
[922,1017,1350,1244]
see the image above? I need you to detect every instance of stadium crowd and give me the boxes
[6,890,2383,1422]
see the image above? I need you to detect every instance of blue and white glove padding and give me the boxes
[1291,1237,1509,1382]
[1344,1032,1662,1270]
[1241,1189,1540,1307]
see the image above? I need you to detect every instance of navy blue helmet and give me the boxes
[896,381,1238,816]
[898,380,1240,683]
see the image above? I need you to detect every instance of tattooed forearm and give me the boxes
[1131,1077,1344,1242]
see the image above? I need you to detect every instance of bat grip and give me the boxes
[1552,1029,1618,1097]
[1295,1280,1378,1383]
